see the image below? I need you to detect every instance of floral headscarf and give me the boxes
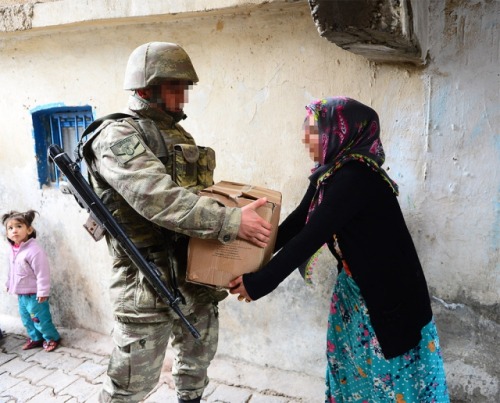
[299,97,398,284]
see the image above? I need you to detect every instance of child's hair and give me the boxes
[2,210,38,245]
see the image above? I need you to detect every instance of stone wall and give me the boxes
[0,1,498,401]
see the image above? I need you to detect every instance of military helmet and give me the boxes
[123,42,199,90]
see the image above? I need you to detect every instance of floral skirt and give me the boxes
[325,270,450,403]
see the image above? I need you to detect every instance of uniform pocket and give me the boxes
[197,146,216,189]
[135,270,159,309]
[108,326,148,390]
[134,249,170,310]
[173,144,199,188]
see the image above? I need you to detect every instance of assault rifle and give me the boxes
[48,144,200,339]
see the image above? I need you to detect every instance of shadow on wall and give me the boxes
[42,215,112,334]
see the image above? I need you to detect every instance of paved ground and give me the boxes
[0,314,324,403]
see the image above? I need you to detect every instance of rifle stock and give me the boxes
[48,144,200,339]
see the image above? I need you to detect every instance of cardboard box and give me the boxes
[187,181,281,288]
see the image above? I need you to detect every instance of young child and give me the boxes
[2,210,61,352]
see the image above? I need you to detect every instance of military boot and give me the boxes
[178,398,201,403]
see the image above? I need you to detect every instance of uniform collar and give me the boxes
[127,94,186,126]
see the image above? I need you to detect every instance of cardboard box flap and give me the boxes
[202,187,242,204]
[202,181,281,204]
[187,181,282,288]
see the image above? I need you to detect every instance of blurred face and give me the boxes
[139,81,191,113]
[5,219,33,245]
[159,81,191,113]
[303,115,321,162]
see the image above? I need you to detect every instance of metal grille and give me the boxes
[49,111,93,183]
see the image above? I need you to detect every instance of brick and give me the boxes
[0,372,22,392]
[83,389,101,403]
[0,356,35,376]
[71,360,107,381]
[99,356,110,366]
[203,382,217,397]
[1,379,46,401]
[56,346,87,357]
[76,351,108,363]
[92,371,107,385]
[206,384,252,403]
[16,347,45,361]
[267,370,324,401]
[46,354,86,372]
[59,377,102,401]
[26,349,60,366]
[36,369,79,393]
[18,363,55,383]
[249,393,290,403]
[0,352,16,367]
[0,334,25,352]
[143,383,177,402]
[209,358,324,402]
[28,388,75,403]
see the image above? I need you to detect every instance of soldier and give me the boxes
[82,42,271,403]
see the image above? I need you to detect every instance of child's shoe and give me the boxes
[42,339,60,352]
[22,338,44,350]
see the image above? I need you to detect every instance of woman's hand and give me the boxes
[37,296,48,303]
[229,276,253,303]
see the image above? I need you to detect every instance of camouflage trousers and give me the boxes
[99,302,219,402]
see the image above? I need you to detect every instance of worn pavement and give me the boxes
[0,314,324,402]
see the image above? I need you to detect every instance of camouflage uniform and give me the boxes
[83,43,239,403]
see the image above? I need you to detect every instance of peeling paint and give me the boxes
[432,296,465,310]
[446,361,499,400]
[0,3,33,31]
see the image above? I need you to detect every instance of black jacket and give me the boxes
[243,161,433,359]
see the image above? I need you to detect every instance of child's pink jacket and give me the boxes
[5,238,51,297]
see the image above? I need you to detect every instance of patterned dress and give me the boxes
[243,97,451,402]
[326,269,450,402]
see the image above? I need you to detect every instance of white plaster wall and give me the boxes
[415,0,499,306]
[0,0,498,393]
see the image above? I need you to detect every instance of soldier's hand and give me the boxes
[238,197,272,248]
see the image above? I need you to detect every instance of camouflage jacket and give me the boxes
[83,94,237,322]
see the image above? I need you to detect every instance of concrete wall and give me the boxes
[0,0,498,401]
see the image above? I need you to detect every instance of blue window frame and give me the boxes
[31,105,94,187]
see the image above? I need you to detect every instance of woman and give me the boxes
[229,97,449,402]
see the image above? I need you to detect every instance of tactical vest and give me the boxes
[81,115,216,251]
[79,115,226,317]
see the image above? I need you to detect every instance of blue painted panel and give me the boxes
[31,105,94,188]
